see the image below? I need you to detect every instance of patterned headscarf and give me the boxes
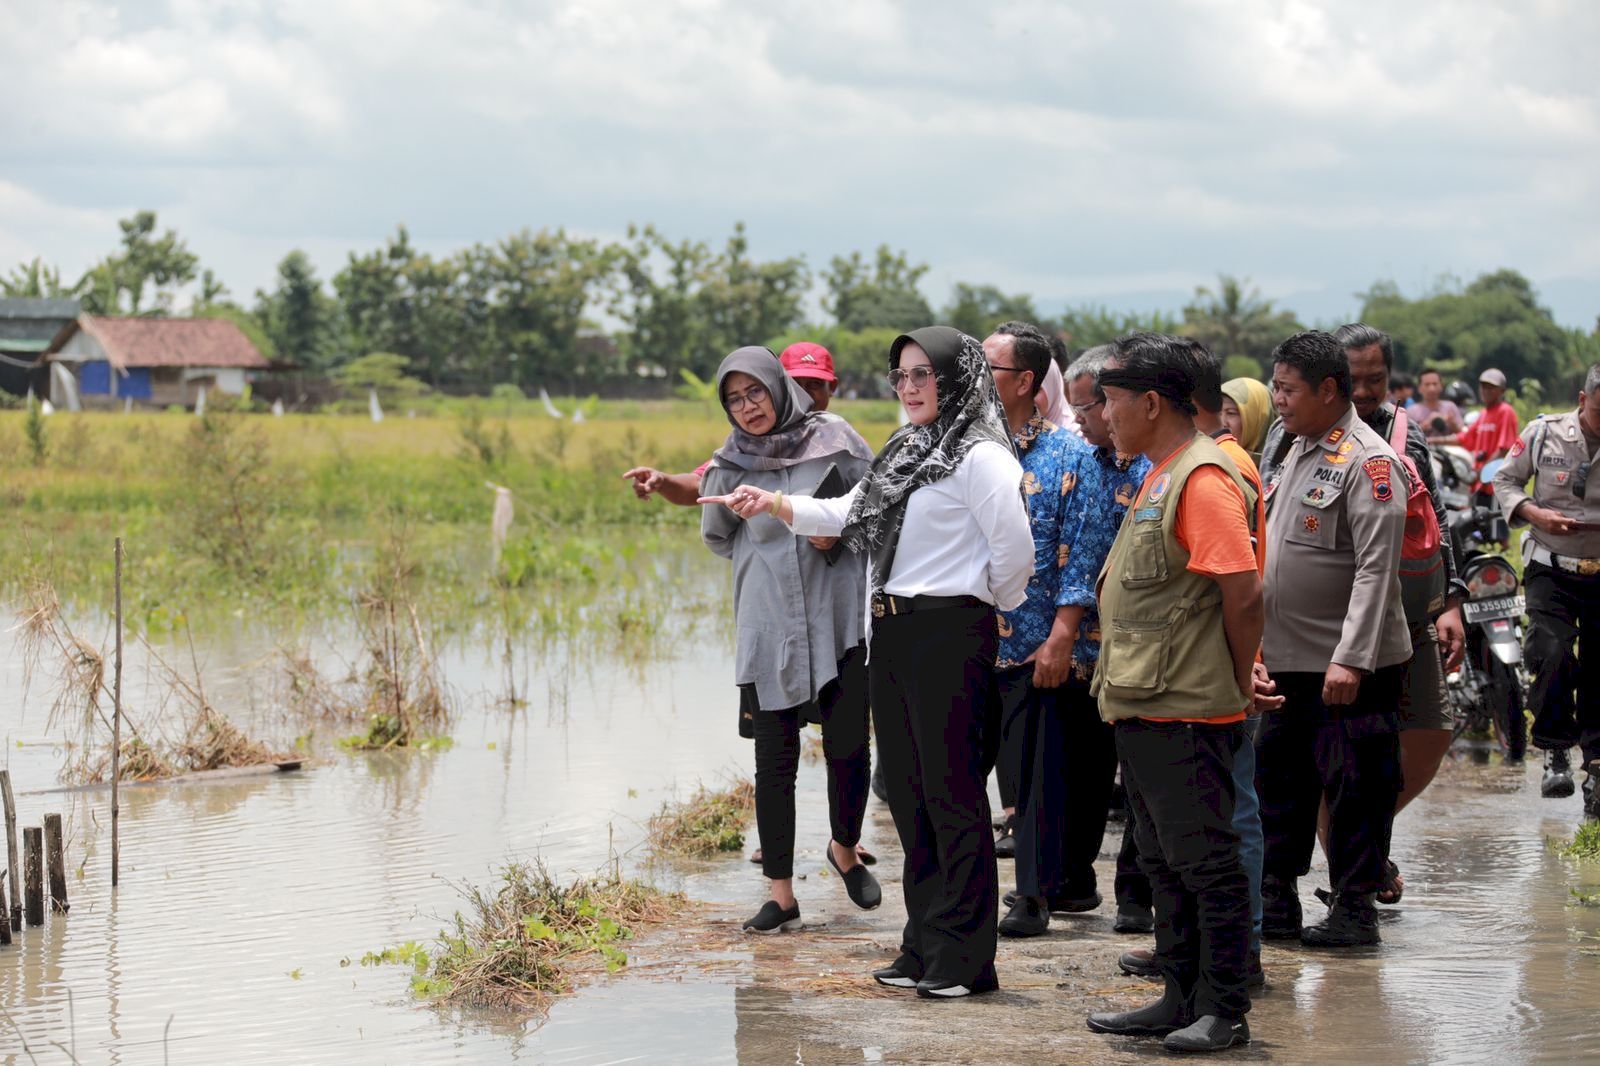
[841,325,1014,595]
[711,346,873,471]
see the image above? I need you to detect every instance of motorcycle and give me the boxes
[1444,458,1528,761]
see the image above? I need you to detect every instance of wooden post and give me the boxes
[0,877,10,946]
[43,814,68,914]
[0,770,18,930]
[113,536,123,888]
[23,827,43,927]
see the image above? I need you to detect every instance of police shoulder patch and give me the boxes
[1362,457,1394,502]
[1510,437,1526,458]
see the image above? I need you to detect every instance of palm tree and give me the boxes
[1181,274,1302,361]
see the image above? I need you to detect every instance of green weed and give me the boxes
[645,778,755,858]
[1555,820,1600,861]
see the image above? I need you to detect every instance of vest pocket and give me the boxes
[1120,527,1170,587]
[1100,616,1173,696]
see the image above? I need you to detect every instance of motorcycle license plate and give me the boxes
[1463,594,1525,624]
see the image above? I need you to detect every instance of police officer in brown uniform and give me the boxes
[1493,363,1600,816]
[1255,331,1412,947]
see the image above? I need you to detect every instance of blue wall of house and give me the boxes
[122,367,152,399]
[80,361,112,394]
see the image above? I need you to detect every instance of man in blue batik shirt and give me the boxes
[986,330,1150,938]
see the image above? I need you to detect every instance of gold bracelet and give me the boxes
[770,490,783,517]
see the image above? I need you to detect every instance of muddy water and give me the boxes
[1,550,1597,1063]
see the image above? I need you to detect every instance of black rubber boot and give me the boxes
[1164,1015,1250,1053]
[1261,874,1302,940]
[1300,892,1380,947]
[1087,979,1193,1036]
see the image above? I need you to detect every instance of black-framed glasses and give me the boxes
[887,366,936,392]
[723,383,769,412]
[988,363,1030,376]
[1069,398,1105,417]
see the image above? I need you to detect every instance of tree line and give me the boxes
[5,211,1597,398]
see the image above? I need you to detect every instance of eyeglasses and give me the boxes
[988,363,1030,376]
[887,366,936,392]
[723,383,769,412]
[1069,398,1105,417]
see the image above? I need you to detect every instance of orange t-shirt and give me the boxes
[1135,447,1257,723]
[1215,434,1267,575]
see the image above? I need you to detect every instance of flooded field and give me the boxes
[1,540,1597,1064]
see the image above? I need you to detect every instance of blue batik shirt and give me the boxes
[996,413,1090,669]
[1058,444,1151,673]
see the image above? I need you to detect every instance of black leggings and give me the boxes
[751,646,870,881]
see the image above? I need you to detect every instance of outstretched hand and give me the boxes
[622,467,665,500]
[698,485,779,520]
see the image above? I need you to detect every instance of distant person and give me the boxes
[1408,367,1465,441]
[699,347,879,934]
[705,326,1033,999]
[1220,378,1272,457]
[1387,372,1414,408]
[1441,368,1521,469]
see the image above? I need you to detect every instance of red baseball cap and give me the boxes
[779,342,837,383]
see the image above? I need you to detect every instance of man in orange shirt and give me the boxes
[1086,333,1263,1054]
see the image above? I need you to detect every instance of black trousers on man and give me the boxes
[750,646,870,881]
[1115,801,1152,912]
[870,602,999,988]
[1005,671,1118,899]
[1256,665,1404,897]
[1524,562,1600,763]
[1117,717,1251,1021]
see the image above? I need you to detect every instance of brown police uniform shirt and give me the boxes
[1262,404,1412,674]
[1493,410,1600,561]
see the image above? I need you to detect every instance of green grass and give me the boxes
[645,778,756,858]
[1555,820,1600,862]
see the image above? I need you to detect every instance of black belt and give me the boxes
[871,593,985,618]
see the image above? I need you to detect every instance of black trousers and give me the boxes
[1008,671,1118,898]
[1115,796,1152,911]
[1256,665,1404,897]
[1524,562,1600,762]
[752,646,870,881]
[870,602,999,987]
[995,664,1030,812]
[1117,717,1250,1021]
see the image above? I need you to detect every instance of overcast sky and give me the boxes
[2,0,1596,328]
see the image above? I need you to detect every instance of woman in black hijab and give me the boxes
[701,347,880,934]
[703,327,1034,997]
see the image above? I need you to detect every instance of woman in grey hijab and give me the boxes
[700,346,879,934]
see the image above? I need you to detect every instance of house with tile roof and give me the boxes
[44,315,270,408]
[0,297,80,397]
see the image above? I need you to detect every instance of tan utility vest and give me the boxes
[1093,434,1254,723]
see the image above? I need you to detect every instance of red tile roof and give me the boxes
[52,315,270,370]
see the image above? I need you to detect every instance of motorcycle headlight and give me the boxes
[1465,560,1518,600]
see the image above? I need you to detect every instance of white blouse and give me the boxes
[786,439,1034,612]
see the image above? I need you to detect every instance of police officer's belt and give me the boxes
[871,593,985,618]
[1528,543,1600,576]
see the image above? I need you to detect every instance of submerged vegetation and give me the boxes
[645,778,756,858]
[357,861,685,1011]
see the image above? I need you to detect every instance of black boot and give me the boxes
[1300,892,1380,947]
[1164,1015,1250,1053]
[1261,874,1301,940]
[999,895,1049,938]
[1087,979,1193,1036]
[1542,748,1576,798]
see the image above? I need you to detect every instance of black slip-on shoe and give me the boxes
[1542,748,1576,798]
[998,895,1049,938]
[741,900,803,935]
[826,842,882,910]
[1086,991,1192,1036]
[915,970,999,999]
[1052,890,1102,913]
[872,965,918,989]
[1163,1015,1250,1053]
[1117,948,1160,979]
[1113,904,1154,934]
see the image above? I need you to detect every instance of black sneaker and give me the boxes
[999,895,1049,938]
[1113,904,1154,934]
[1542,748,1576,798]
[826,841,882,910]
[1164,1015,1250,1053]
[742,900,802,935]
[994,814,1016,859]
[872,965,918,989]
[915,969,999,999]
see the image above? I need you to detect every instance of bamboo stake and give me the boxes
[112,537,123,888]
[0,770,18,930]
